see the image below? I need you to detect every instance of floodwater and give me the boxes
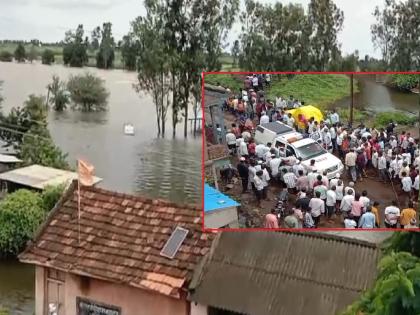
[0,61,201,314]
[333,74,419,114]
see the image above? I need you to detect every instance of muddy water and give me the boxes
[0,61,201,314]
[333,74,419,114]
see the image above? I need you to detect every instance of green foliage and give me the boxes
[389,74,419,91]
[27,45,38,63]
[120,35,138,70]
[47,75,69,111]
[19,125,70,170]
[0,308,10,315]
[267,74,358,108]
[373,111,417,128]
[372,0,420,70]
[0,50,13,62]
[14,43,26,62]
[67,73,109,111]
[41,49,55,65]
[337,108,368,123]
[96,22,115,69]
[205,74,243,91]
[0,94,47,145]
[41,184,65,212]
[0,189,44,257]
[239,0,343,71]
[63,24,88,67]
[342,252,420,315]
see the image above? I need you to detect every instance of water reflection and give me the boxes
[134,137,202,204]
[0,261,34,315]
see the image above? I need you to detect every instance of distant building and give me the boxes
[204,183,240,229]
[189,231,385,315]
[19,181,212,315]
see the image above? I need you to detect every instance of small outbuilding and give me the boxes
[204,183,240,229]
[0,164,102,193]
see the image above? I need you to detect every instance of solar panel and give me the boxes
[160,226,189,259]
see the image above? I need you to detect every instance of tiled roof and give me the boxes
[19,181,212,298]
[189,231,381,315]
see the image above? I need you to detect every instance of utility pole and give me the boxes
[350,74,354,127]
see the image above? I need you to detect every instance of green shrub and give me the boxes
[373,111,417,128]
[41,49,55,65]
[205,74,243,92]
[0,190,44,257]
[0,307,10,315]
[389,74,419,91]
[337,108,368,123]
[0,51,13,62]
[41,184,65,212]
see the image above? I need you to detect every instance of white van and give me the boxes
[273,136,344,179]
[254,121,295,145]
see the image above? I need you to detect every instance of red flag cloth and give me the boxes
[78,159,95,186]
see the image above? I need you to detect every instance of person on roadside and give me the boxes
[335,180,344,213]
[371,201,380,228]
[264,208,279,229]
[344,181,355,196]
[404,218,418,229]
[237,157,249,193]
[261,164,270,200]
[401,171,413,199]
[377,151,388,183]
[400,201,416,229]
[303,207,315,228]
[345,148,357,182]
[340,189,355,215]
[309,191,325,227]
[284,208,300,228]
[225,129,237,154]
[326,186,337,221]
[313,176,328,204]
[360,190,370,210]
[254,170,264,207]
[351,193,364,225]
[358,206,376,228]
[344,213,357,229]
[384,200,400,228]
[296,170,309,192]
[282,168,298,193]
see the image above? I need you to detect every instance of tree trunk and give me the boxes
[184,104,188,138]
[172,73,177,138]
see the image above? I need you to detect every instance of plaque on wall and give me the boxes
[76,297,121,315]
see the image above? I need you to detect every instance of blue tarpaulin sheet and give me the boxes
[204,183,240,213]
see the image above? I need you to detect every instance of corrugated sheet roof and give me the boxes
[0,164,102,189]
[190,232,381,315]
[0,153,22,163]
[204,184,240,212]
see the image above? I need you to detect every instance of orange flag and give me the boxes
[78,159,95,186]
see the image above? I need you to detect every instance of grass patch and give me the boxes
[205,74,243,91]
[267,74,358,109]
[337,108,369,124]
[373,111,417,128]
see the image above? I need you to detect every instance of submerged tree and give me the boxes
[47,75,70,111]
[14,43,26,62]
[63,24,88,67]
[96,22,115,69]
[41,49,55,65]
[67,73,109,111]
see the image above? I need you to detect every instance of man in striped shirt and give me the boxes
[282,168,297,193]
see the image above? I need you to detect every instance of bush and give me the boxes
[41,184,65,212]
[0,189,44,257]
[0,51,13,62]
[389,74,419,91]
[205,74,243,92]
[373,111,417,128]
[41,49,55,65]
[14,43,26,62]
[67,73,109,111]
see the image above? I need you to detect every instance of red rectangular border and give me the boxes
[201,71,420,233]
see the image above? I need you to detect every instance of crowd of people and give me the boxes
[217,74,420,229]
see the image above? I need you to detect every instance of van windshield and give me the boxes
[295,142,326,160]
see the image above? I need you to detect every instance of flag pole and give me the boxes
[78,173,81,245]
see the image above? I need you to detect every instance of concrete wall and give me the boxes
[35,266,189,315]
[191,303,208,315]
[204,206,238,228]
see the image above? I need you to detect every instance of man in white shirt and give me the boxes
[309,191,325,227]
[330,109,340,124]
[307,170,319,193]
[401,172,412,196]
[384,201,400,228]
[322,128,333,153]
[292,159,305,177]
[225,130,237,154]
[261,165,270,199]
[252,75,259,89]
[329,173,340,189]
[282,169,297,192]
[287,113,295,128]
[255,143,269,159]
[344,214,357,228]
[238,138,249,157]
[360,190,370,210]
[377,152,388,182]
[340,190,355,213]
[413,172,419,196]
[260,111,270,124]
[270,156,282,181]
[254,170,264,206]
[344,182,355,196]
[345,149,357,182]
[326,186,337,220]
